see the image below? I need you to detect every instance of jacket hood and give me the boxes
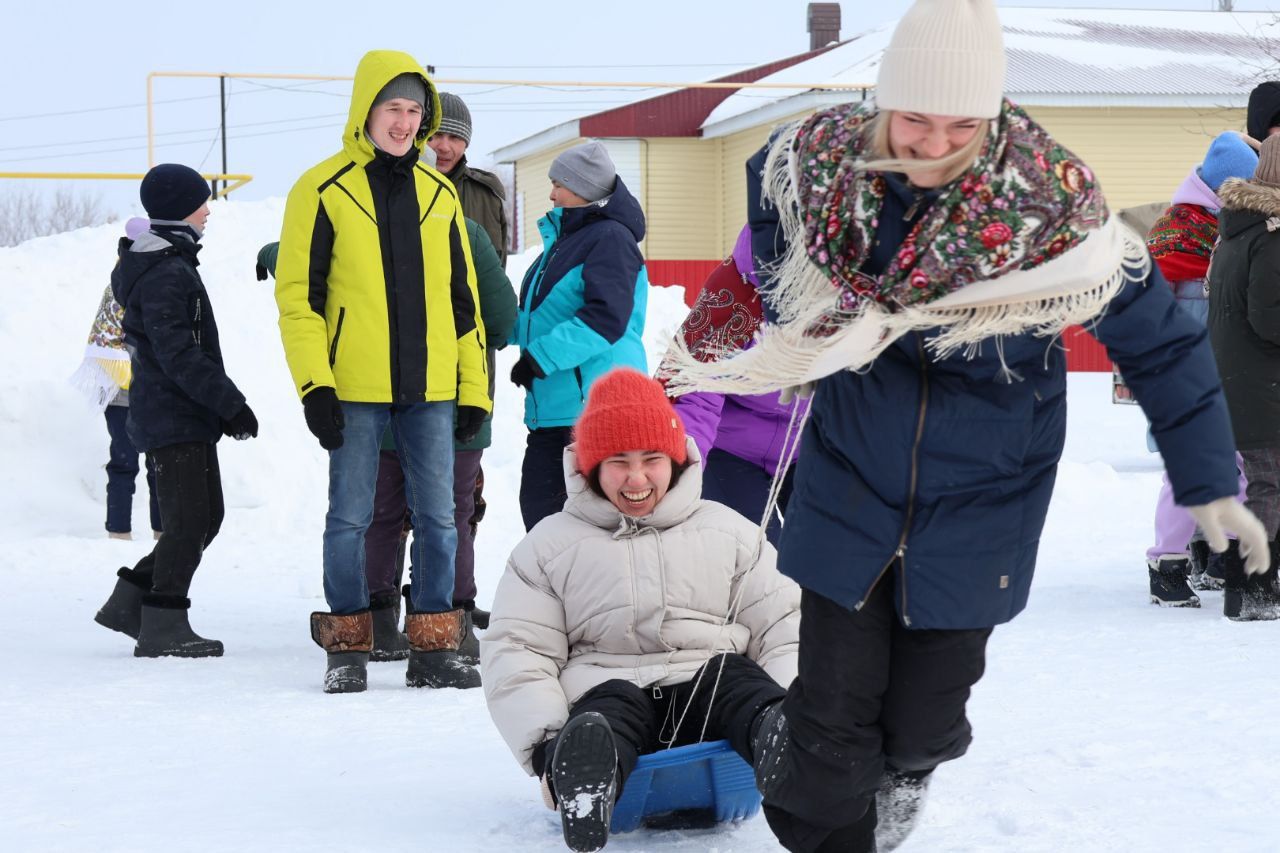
[562,437,702,533]
[1172,168,1223,212]
[343,50,440,164]
[111,233,197,305]
[558,175,646,242]
[1216,178,1280,238]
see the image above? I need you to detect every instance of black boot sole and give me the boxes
[134,641,224,658]
[551,712,618,852]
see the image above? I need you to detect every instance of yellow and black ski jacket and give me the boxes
[275,50,489,411]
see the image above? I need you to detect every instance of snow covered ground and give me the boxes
[2,200,1277,852]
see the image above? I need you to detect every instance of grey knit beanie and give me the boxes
[549,141,616,203]
[437,92,473,143]
[372,73,426,109]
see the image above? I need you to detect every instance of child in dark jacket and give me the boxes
[93,164,258,658]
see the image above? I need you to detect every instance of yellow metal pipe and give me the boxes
[0,172,254,198]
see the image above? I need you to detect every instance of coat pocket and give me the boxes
[328,306,347,368]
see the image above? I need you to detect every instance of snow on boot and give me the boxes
[134,594,224,658]
[1223,540,1280,621]
[1148,555,1200,607]
[94,567,150,639]
[874,767,933,852]
[1188,540,1226,590]
[310,610,373,693]
[750,699,789,799]
[550,711,619,853]
[457,608,480,665]
[369,593,409,662]
[405,608,481,689]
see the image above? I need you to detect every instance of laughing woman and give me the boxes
[660,1,1270,851]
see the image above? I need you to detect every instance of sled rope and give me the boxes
[663,394,812,747]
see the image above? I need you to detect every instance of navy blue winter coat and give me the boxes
[110,231,246,453]
[747,147,1239,630]
[513,177,648,429]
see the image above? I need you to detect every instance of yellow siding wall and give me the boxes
[643,138,722,260]
[514,140,578,253]
[1023,106,1246,210]
[719,125,772,255]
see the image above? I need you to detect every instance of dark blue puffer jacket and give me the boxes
[514,177,648,429]
[746,145,1239,630]
[110,231,246,452]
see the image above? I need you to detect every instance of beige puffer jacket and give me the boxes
[480,439,800,774]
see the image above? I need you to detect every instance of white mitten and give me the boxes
[779,382,815,406]
[1187,497,1271,575]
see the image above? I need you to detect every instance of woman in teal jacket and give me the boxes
[510,140,648,531]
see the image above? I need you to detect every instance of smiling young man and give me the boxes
[275,50,489,694]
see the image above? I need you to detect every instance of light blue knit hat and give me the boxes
[1200,132,1258,192]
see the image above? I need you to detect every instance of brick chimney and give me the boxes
[808,3,841,50]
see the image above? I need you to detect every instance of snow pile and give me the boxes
[1,199,1277,852]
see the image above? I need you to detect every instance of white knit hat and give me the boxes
[875,0,1006,119]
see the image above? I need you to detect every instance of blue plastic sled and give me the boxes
[609,740,762,834]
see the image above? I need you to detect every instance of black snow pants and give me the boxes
[130,442,224,598]
[534,653,785,795]
[762,581,992,853]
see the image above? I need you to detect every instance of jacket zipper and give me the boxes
[328,306,346,367]
[574,367,585,401]
[192,297,202,346]
[855,334,928,625]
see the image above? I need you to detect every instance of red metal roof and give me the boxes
[579,43,843,139]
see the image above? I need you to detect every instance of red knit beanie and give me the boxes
[574,368,688,474]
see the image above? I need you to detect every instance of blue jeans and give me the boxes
[322,401,456,615]
[104,405,161,534]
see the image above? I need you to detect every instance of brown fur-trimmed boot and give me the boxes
[310,610,373,694]
[404,608,481,689]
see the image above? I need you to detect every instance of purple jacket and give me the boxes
[673,226,807,476]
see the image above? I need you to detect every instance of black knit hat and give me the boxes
[1247,81,1280,142]
[140,164,210,221]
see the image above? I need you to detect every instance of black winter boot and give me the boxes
[94,567,151,639]
[369,593,410,662]
[1148,555,1200,607]
[750,699,789,799]
[404,609,481,689]
[550,711,619,853]
[134,594,223,658]
[875,766,933,851]
[457,609,480,665]
[1188,540,1226,590]
[1223,540,1280,621]
[456,599,491,630]
[310,611,373,693]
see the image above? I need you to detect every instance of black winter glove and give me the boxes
[509,352,545,391]
[455,405,488,444]
[221,404,259,441]
[303,387,345,450]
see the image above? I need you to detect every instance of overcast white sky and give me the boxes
[3,0,1277,216]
